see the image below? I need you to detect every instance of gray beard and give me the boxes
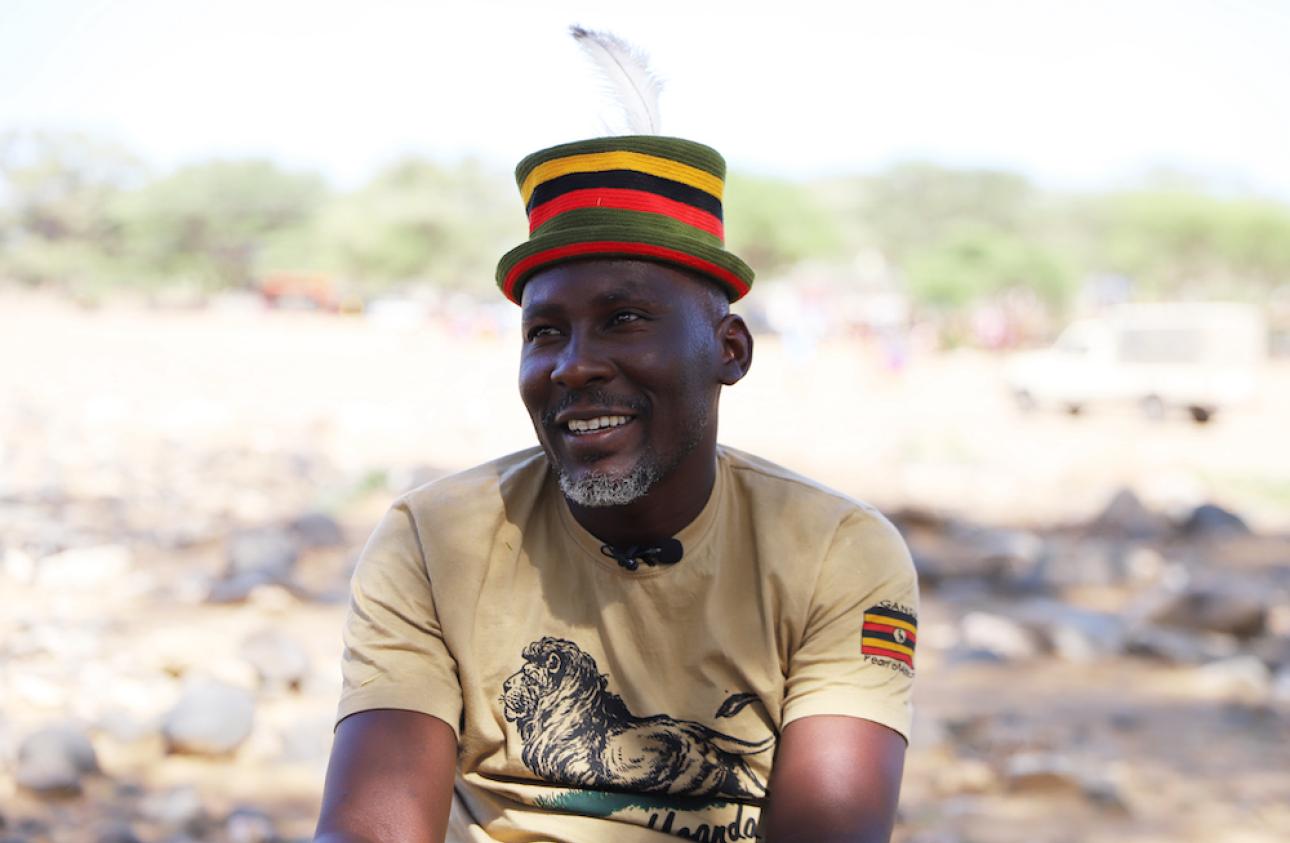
[558,458,661,507]
[551,396,711,509]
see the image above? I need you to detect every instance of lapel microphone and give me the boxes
[600,538,683,572]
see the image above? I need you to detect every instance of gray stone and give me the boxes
[1030,537,1133,589]
[95,822,141,843]
[1083,777,1131,814]
[1141,583,1267,639]
[239,629,310,691]
[1182,502,1251,538]
[277,717,331,764]
[1125,625,1239,664]
[287,511,344,549]
[16,723,98,796]
[904,528,1021,589]
[933,758,998,795]
[1089,488,1172,540]
[1272,668,1290,703]
[1010,600,1126,661]
[1004,752,1083,794]
[1006,753,1130,810]
[162,680,255,756]
[225,807,276,843]
[943,646,1009,666]
[959,611,1043,659]
[1250,635,1290,672]
[97,709,154,744]
[206,570,277,604]
[908,710,949,751]
[953,525,1047,584]
[225,527,298,580]
[140,786,210,834]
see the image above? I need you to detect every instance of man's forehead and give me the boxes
[520,260,699,311]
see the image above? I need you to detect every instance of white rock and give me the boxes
[1194,656,1271,701]
[162,679,255,756]
[2,546,36,583]
[1272,669,1290,704]
[1004,751,1082,794]
[238,628,310,690]
[17,723,99,796]
[140,785,210,832]
[226,807,276,843]
[13,673,67,709]
[35,545,132,590]
[961,611,1043,659]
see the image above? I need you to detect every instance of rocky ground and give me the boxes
[2,293,1288,843]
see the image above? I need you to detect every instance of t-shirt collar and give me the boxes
[553,450,726,576]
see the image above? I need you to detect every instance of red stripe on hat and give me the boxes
[528,188,724,240]
[862,645,914,668]
[503,241,751,303]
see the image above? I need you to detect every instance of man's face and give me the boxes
[518,259,727,508]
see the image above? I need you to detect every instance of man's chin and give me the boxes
[558,463,659,508]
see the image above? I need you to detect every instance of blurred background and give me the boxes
[2,1,1289,841]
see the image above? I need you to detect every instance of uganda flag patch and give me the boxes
[861,604,917,670]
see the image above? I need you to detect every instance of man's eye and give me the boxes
[609,311,643,326]
[525,325,560,340]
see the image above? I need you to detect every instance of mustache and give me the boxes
[542,389,649,427]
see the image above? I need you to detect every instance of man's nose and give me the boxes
[551,332,614,389]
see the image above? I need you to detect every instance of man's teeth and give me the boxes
[567,415,631,433]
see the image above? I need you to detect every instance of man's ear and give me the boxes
[715,313,754,386]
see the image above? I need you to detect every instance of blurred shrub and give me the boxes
[3,129,1289,318]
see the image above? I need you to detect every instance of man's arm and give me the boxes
[315,709,458,843]
[759,715,906,843]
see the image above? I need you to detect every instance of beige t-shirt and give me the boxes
[338,445,918,843]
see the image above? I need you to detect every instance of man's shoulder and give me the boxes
[718,445,880,518]
[396,446,550,521]
[718,446,914,582]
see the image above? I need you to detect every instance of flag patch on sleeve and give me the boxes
[861,603,917,669]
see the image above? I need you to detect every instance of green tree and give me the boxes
[117,159,326,289]
[724,174,843,276]
[0,130,145,288]
[904,221,1073,310]
[312,156,521,292]
[1093,189,1290,298]
[856,162,1039,267]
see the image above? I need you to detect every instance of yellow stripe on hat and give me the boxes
[520,151,724,204]
[864,614,917,634]
[862,637,915,657]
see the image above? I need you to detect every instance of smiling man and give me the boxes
[315,137,918,843]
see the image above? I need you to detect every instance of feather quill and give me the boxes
[570,25,663,135]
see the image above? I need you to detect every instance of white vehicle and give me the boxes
[1006,303,1265,423]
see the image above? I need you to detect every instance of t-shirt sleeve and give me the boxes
[335,500,463,736]
[780,507,919,742]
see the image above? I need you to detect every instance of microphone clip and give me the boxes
[600,538,683,572]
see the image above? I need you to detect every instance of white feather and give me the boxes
[570,25,663,135]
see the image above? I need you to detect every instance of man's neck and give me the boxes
[565,450,717,549]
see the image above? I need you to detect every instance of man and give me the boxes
[315,136,918,843]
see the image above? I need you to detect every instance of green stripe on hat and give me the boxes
[498,136,754,304]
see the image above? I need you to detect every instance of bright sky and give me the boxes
[3,0,1289,197]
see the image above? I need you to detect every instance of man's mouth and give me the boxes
[565,415,633,435]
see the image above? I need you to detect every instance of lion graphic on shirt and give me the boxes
[501,636,772,799]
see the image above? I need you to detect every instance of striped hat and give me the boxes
[496,136,755,304]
